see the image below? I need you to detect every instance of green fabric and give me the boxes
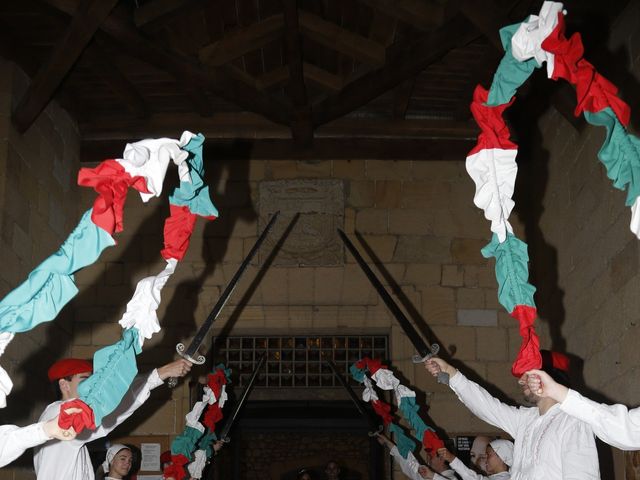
[171,426,204,459]
[398,396,429,441]
[389,423,417,459]
[481,233,536,313]
[198,431,218,458]
[215,363,232,382]
[487,20,541,106]
[78,328,141,425]
[585,108,640,206]
[169,134,218,218]
[349,363,365,383]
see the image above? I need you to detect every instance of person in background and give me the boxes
[298,468,314,480]
[324,460,341,480]
[438,439,513,480]
[469,436,491,473]
[102,444,133,480]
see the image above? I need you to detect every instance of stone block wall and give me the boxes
[526,3,640,478]
[0,60,80,479]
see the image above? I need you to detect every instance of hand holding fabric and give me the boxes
[524,369,569,402]
[437,447,455,463]
[43,410,81,440]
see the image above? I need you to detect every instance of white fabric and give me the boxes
[389,445,424,480]
[119,258,178,347]
[0,332,15,408]
[395,384,416,405]
[449,371,599,480]
[34,369,163,480]
[218,384,228,408]
[187,449,207,479]
[118,131,195,202]
[438,469,458,479]
[371,368,401,390]
[490,439,514,467]
[466,149,517,242]
[560,388,640,450]
[101,444,129,472]
[185,387,214,433]
[629,198,640,238]
[362,376,379,402]
[450,457,511,480]
[0,422,50,468]
[511,1,565,77]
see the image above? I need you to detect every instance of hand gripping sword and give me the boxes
[166,212,280,388]
[325,360,383,436]
[218,353,266,443]
[337,229,449,384]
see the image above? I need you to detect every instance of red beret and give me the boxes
[48,358,93,381]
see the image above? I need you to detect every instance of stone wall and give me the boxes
[0,60,80,479]
[526,3,640,478]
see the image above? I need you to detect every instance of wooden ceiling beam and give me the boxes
[298,11,385,67]
[133,0,208,30]
[198,14,284,67]
[79,113,478,141]
[282,0,312,146]
[391,77,415,119]
[357,0,444,31]
[312,17,479,127]
[257,66,290,90]
[82,136,475,162]
[12,0,119,132]
[90,36,148,119]
[303,63,343,92]
[42,1,292,126]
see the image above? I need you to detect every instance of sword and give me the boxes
[337,229,449,384]
[167,212,280,388]
[218,353,266,442]
[325,360,383,436]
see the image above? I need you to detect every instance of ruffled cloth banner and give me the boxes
[0,131,218,422]
[465,0,638,376]
[350,358,444,459]
[164,365,231,480]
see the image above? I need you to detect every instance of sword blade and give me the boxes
[325,360,382,435]
[184,211,280,359]
[338,229,432,358]
[219,353,266,441]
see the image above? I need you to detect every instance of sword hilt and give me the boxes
[411,343,450,385]
[167,342,207,389]
[367,424,384,437]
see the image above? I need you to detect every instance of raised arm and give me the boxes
[425,359,522,437]
[437,448,486,480]
[527,369,640,450]
[83,359,192,440]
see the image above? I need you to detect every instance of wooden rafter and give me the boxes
[89,38,148,119]
[133,0,207,30]
[282,0,312,146]
[12,0,119,132]
[312,16,479,127]
[198,14,284,67]
[42,0,292,126]
[298,11,385,67]
[357,0,444,31]
[303,63,343,92]
[391,78,415,119]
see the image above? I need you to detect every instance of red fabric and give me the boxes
[207,369,228,400]
[467,85,518,156]
[161,205,198,261]
[78,159,151,234]
[371,399,393,425]
[58,399,96,432]
[510,305,542,377]
[542,350,570,372]
[355,357,387,375]
[203,404,223,431]
[160,450,172,465]
[542,12,631,126]
[163,454,189,480]
[48,358,92,381]
[423,429,445,457]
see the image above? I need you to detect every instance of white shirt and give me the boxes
[389,446,458,480]
[34,369,163,480]
[0,422,50,467]
[449,372,600,480]
[450,457,511,480]
[560,388,640,450]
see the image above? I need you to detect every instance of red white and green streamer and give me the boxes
[163,365,231,480]
[0,131,218,430]
[468,1,638,376]
[350,358,444,459]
